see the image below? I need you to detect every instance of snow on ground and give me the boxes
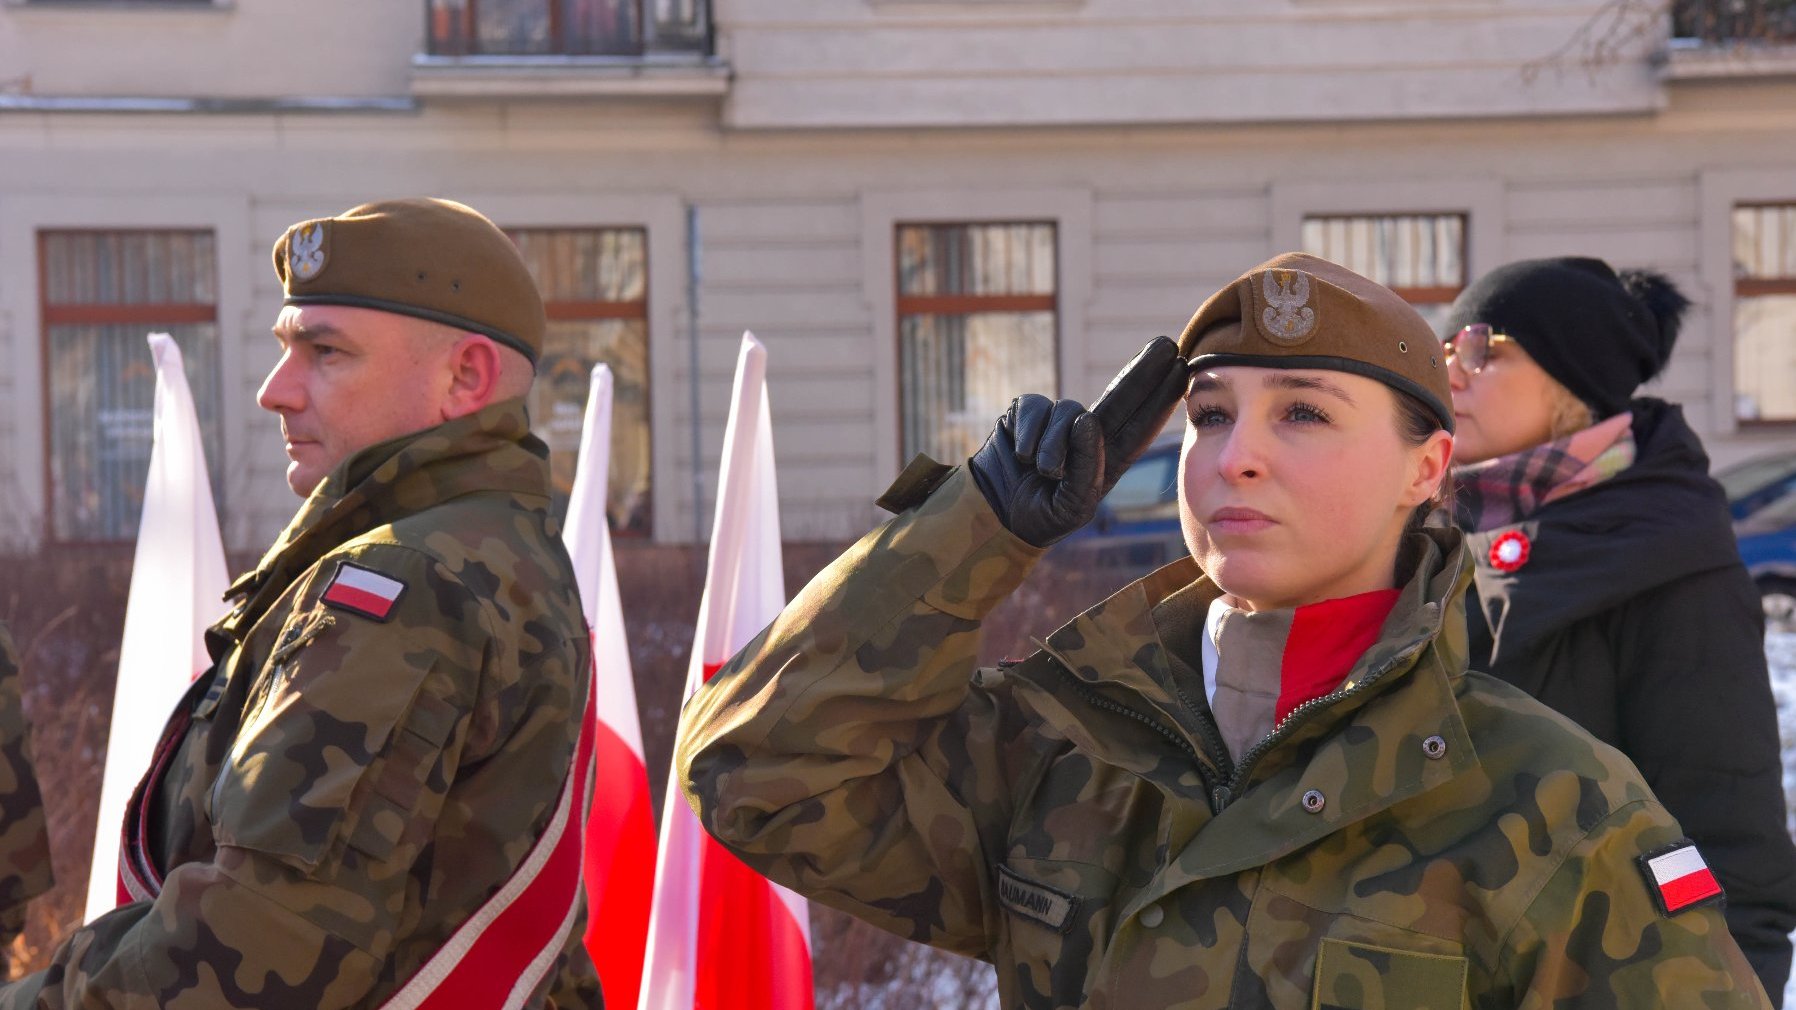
[1768,633,1796,1008]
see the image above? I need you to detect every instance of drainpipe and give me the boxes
[686,203,705,544]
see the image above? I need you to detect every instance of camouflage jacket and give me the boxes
[0,622,53,949]
[679,462,1771,1010]
[1,400,598,1009]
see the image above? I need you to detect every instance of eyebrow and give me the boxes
[1187,371,1357,404]
[1268,373,1357,404]
[273,322,347,344]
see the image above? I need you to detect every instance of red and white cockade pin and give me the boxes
[1638,840,1724,917]
[1489,530,1531,573]
[320,561,406,621]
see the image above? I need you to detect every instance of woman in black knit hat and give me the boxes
[1443,256,1796,1004]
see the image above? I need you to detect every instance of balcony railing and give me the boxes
[1672,0,1796,43]
[426,0,710,58]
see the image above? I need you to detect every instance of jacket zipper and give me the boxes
[1163,673,1237,808]
[1222,637,1432,801]
[1034,640,1228,812]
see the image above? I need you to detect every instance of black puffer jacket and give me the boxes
[1465,397,1796,1004]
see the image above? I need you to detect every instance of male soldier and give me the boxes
[0,622,52,972]
[0,199,598,1008]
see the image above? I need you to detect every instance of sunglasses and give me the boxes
[1444,324,1514,374]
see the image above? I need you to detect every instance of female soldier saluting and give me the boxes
[677,253,1770,1009]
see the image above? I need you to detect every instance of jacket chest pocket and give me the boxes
[211,602,462,876]
[1241,880,1468,1010]
[1312,938,1467,1010]
[996,857,1116,1010]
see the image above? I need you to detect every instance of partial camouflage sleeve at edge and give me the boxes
[675,466,1045,957]
[1499,799,1773,1010]
[0,624,52,951]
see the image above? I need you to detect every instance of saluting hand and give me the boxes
[969,336,1191,547]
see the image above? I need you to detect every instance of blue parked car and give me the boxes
[1716,449,1796,635]
[1715,448,1796,523]
[1051,433,1187,587]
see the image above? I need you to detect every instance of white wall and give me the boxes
[1,5,1792,549]
[0,1,418,99]
[720,0,1662,128]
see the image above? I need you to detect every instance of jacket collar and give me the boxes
[1010,527,1478,824]
[218,398,550,640]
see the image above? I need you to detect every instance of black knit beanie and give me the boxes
[1440,256,1690,418]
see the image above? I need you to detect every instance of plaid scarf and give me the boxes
[1452,412,1637,533]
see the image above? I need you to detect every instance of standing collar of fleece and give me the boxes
[1203,588,1405,724]
[1452,411,1636,533]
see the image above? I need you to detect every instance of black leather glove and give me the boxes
[969,336,1191,547]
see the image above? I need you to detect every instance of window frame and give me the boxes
[424,0,711,58]
[1700,170,1796,436]
[892,219,1062,465]
[1670,0,1796,44]
[36,226,221,546]
[506,224,654,537]
[861,187,1092,496]
[1296,210,1471,309]
[1271,177,1503,319]
[1727,200,1796,427]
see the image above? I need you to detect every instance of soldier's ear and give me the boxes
[1399,429,1453,509]
[440,332,505,420]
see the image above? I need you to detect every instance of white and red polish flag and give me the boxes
[85,332,229,921]
[562,365,657,1010]
[638,332,814,1010]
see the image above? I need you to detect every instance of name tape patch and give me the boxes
[1638,840,1724,917]
[321,562,406,621]
[998,865,1078,934]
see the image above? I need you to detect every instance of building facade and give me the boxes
[1,0,1793,551]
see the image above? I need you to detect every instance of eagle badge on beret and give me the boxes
[1260,270,1317,344]
[289,222,327,282]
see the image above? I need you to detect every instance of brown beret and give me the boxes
[273,198,544,364]
[1177,252,1454,433]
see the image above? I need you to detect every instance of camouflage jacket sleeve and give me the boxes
[1496,797,1772,1009]
[0,624,53,946]
[0,544,578,1009]
[677,464,1045,957]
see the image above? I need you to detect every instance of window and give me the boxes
[427,0,710,57]
[896,222,1058,464]
[39,230,222,543]
[1672,1,1796,43]
[1300,213,1467,331]
[509,227,652,535]
[1732,203,1796,423]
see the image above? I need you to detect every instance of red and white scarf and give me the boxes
[1452,412,1636,533]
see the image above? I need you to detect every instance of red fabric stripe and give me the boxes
[322,582,397,619]
[407,685,597,1009]
[581,718,655,1010]
[117,707,192,906]
[695,839,814,1010]
[1661,869,1723,912]
[1276,589,1403,723]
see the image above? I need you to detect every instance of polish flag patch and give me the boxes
[1638,840,1725,916]
[320,562,406,621]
